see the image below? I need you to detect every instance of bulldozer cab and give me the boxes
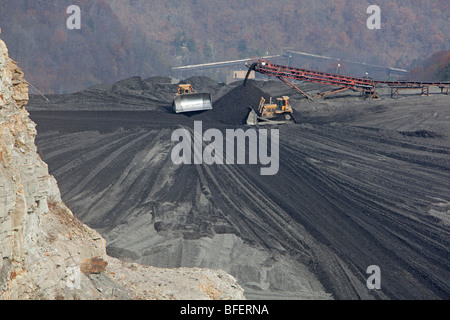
[177,84,194,95]
[276,96,290,111]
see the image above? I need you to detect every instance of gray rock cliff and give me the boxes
[0,36,245,300]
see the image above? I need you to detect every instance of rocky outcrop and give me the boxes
[0,37,245,300]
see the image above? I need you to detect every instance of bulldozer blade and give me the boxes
[173,93,213,113]
[246,108,259,125]
[285,113,297,124]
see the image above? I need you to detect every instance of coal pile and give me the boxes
[29,74,450,300]
[193,82,270,125]
[28,75,274,119]
[112,76,150,92]
[180,76,225,95]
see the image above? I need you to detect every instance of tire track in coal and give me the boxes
[30,109,449,299]
[78,129,177,226]
[60,129,182,229]
[64,130,155,199]
[278,124,449,299]
[40,131,141,174]
[200,163,309,253]
[178,125,375,299]
[275,145,385,299]
[183,126,312,254]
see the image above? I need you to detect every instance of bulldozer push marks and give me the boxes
[171,121,279,176]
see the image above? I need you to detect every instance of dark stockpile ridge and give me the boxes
[180,76,225,95]
[192,82,270,125]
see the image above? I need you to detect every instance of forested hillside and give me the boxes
[0,0,448,93]
[408,51,450,81]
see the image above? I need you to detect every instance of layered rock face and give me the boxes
[0,37,244,300]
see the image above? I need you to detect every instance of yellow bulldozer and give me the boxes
[173,84,213,114]
[246,96,296,125]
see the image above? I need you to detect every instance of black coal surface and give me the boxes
[191,82,269,125]
[28,75,450,300]
[399,130,443,138]
[112,76,150,92]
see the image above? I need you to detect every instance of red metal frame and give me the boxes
[252,60,450,96]
[278,76,313,101]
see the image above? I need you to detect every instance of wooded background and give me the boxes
[0,0,448,93]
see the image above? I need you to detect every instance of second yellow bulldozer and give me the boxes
[246,96,296,125]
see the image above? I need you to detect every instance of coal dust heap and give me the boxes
[28,75,450,300]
